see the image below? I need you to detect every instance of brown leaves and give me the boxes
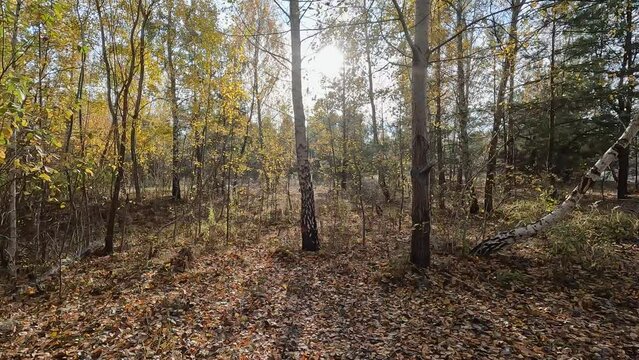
[2,230,639,358]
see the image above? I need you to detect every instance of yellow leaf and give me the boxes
[38,173,52,182]
[1,127,11,139]
[85,168,94,176]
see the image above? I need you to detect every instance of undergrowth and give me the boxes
[501,198,639,270]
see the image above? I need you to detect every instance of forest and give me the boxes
[1,0,639,357]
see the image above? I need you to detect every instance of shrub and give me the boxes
[546,209,639,270]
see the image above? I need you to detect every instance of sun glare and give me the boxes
[313,45,344,78]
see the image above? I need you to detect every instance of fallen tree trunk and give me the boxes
[472,114,639,256]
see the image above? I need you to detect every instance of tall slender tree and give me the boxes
[289,0,319,251]
[363,0,390,202]
[392,0,432,267]
[484,0,523,213]
[616,0,634,199]
[166,0,181,201]
[97,0,144,254]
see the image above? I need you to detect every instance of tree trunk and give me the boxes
[98,0,142,254]
[364,4,390,202]
[6,0,22,283]
[435,47,445,210]
[484,72,508,213]
[340,66,349,190]
[131,5,151,203]
[617,0,633,199]
[410,0,432,268]
[290,0,319,251]
[392,0,432,267]
[167,0,181,201]
[472,114,639,255]
[505,60,516,180]
[547,17,557,173]
[618,145,630,198]
[8,129,17,281]
[398,109,405,232]
[635,136,638,191]
[484,0,522,213]
[455,3,471,190]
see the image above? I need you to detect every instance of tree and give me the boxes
[97,0,145,254]
[362,0,390,202]
[615,0,634,199]
[455,0,472,197]
[484,0,524,213]
[289,0,319,251]
[131,0,155,202]
[166,0,181,201]
[4,0,23,283]
[392,0,432,267]
[546,12,557,174]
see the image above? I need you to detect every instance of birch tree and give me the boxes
[289,0,319,251]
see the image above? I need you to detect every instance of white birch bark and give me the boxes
[472,114,639,255]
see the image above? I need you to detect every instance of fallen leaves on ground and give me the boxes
[1,216,639,358]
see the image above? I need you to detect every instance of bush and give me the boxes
[546,209,639,270]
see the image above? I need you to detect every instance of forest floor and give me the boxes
[1,193,639,359]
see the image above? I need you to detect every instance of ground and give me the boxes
[1,194,639,359]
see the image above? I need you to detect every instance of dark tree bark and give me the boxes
[547,16,557,173]
[131,2,153,203]
[616,0,634,199]
[618,147,629,198]
[166,0,181,201]
[340,66,349,190]
[290,0,319,251]
[635,136,638,191]
[454,1,478,214]
[6,0,22,282]
[455,2,471,190]
[409,0,432,268]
